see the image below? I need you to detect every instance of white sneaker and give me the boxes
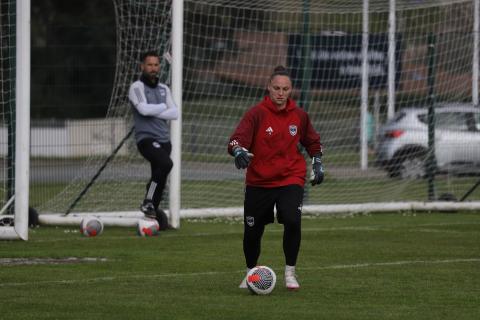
[239,268,251,289]
[285,270,300,291]
[239,275,248,289]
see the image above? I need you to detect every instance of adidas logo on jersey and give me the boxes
[265,126,273,135]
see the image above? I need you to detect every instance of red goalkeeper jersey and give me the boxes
[228,96,322,187]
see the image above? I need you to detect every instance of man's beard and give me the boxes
[147,72,158,79]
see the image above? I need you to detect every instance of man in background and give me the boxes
[128,50,178,230]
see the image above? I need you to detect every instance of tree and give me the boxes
[31,0,116,119]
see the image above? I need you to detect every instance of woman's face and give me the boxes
[268,75,292,109]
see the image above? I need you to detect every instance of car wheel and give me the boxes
[399,154,426,179]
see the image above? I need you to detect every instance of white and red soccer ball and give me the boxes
[246,266,277,295]
[80,216,104,237]
[137,218,160,237]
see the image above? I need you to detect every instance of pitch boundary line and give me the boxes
[1,258,478,288]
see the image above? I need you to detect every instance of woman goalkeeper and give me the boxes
[227,65,324,291]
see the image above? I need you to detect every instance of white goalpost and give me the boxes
[169,0,184,228]
[0,0,29,240]
[4,0,480,234]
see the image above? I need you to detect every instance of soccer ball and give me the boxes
[137,218,160,237]
[80,216,103,237]
[246,266,276,295]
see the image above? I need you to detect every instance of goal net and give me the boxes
[28,0,480,225]
[0,0,16,219]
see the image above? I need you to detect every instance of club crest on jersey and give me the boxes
[246,216,255,227]
[289,125,298,136]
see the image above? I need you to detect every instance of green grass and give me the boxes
[1,213,479,319]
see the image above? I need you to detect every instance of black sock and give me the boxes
[283,222,301,266]
[243,223,265,268]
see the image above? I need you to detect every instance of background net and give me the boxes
[0,1,15,215]
[14,0,480,215]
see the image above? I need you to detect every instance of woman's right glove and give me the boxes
[233,146,253,169]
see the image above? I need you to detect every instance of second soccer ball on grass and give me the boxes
[80,216,104,237]
[137,218,160,237]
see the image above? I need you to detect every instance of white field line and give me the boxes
[300,258,480,271]
[0,258,478,288]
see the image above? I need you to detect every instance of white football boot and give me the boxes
[285,265,300,291]
[239,268,251,289]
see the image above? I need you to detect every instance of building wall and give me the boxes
[0,118,129,157]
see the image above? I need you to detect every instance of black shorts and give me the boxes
[244,184,304,226]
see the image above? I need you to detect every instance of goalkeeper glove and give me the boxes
[310,154,324,186]
[233,146,253,169]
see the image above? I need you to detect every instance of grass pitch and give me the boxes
[1,213,479,320]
